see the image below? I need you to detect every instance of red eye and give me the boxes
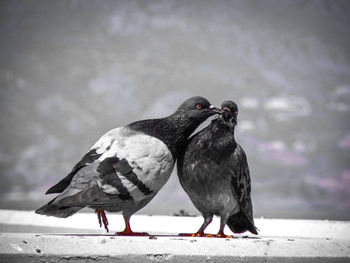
[196,104,202,110]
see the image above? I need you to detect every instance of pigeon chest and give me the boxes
[182,160,240,216]
[195,176,239,216]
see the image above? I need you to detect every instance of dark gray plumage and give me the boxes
[177,100,258,237]
[36,96,220,235]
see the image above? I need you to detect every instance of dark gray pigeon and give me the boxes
[177,100,258,238]
[36,96,220,235]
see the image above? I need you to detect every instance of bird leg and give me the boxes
[96,209,109,232]
[179,216,213,237]
[213,222,232,238]
[115,215,149,236]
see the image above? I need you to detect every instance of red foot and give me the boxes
[96,209,109,233]
[209,232,233,238]
[115,215,149,236]
[180,232,232,238]
[115,230,149,236]
[179,231,207,237]
[179,233,200,237]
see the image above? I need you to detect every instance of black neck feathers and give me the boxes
[200,118,237,162]
[127,114,203,159]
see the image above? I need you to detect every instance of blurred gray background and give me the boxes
[1,0,349,220]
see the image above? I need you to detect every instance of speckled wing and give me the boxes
[54,127,174,207]
[228,144,257,233]
[231,145,252,213]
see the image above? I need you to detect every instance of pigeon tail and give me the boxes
[35,197,83,218]
[227,210,258,235]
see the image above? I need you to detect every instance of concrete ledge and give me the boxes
[1,233,350,262]
[0,210,349,262]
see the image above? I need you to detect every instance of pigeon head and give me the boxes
[220,100,238,126]
[175,96,220,123]
[128,96,219,159]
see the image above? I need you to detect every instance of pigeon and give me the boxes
[36,96,220,235]
[177,100,258,238]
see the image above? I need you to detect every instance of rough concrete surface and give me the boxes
[0,210,349,262]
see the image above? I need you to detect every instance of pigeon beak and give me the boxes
[209,105,221,114]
